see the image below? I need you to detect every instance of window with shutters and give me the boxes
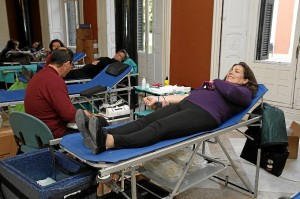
[256,0,298,63]
[64,0,80,47]
[137,0,153,53]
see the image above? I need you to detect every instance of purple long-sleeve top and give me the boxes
[185,79,253,125]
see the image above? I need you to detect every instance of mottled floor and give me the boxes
[174,131,300,199]
[2,111,299,199]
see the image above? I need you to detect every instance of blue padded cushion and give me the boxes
[60,84,268,163]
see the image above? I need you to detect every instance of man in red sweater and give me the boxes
[25,48,91,138]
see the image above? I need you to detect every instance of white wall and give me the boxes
[0,1,10,51]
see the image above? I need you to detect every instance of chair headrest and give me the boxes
[105,62,129,77]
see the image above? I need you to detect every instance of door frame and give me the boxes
[213,0,300,124]
[137,0,172,85]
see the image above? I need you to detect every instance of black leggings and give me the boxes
[109,100,218,148]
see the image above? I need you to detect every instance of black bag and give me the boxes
[105,62,129,76]
[260,145,289,176]
[240,128,289,177]
[240,103,289,177]
[260,103,288,147]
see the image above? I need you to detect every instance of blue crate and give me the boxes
[0,148,97,199]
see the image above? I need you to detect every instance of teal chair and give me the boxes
[0,64,37,89]
[9,111,54,153]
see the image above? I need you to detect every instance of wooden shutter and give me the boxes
[256,0,275,60]
[137,0,144,51]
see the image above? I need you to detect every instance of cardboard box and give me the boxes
[76,39,85,52]
[0,127,18,160]
[84,39,98,55]
[288,121,300,159]
[76,39,98,64]
[76,28,93,39]
[84,39,98,63]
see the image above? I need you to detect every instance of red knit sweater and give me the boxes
[24,66,77,138]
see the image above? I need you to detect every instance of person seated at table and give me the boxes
[75,62,258,154]
[22,41,48,62]
[0,39,35,64]
[48,39,65,52]
[22,41,43,53]
[44,39,66,65]
[24,48,92,138]
[64,49,130,80]
[0,39,20,58]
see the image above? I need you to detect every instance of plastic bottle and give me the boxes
[142,77,146,89]
[164,76,169,86]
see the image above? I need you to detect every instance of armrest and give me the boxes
[80,85,107,98]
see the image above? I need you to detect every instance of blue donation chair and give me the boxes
[73,52,86,65]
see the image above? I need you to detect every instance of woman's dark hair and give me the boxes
[117,49,129,61]
[228,62,258,95]
[49,48,73,67]
[6,39,19,50]
[48,39,65,51]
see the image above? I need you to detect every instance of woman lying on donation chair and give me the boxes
[75,62,258,154]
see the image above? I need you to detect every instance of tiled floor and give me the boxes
[2,111,299,199]
[175,131,300,199]
[131,96,300,199]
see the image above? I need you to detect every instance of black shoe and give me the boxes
[88,116,108,154]
[75,109,92,148]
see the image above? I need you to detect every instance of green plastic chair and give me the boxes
[9,111,54,153]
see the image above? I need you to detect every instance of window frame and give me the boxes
[137,0,153,53]
[254,0,300,64]
[256,0,275,60]
[64,0,80,48]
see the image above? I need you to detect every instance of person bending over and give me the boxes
[64,49,128,79]
[76,62,258,154]
[25,48,91,138]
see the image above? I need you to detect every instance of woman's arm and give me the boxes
[143,94,189,106]
[214,79,252,107]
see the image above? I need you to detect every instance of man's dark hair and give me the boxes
[49,48,73,67]
[117,49,129,61]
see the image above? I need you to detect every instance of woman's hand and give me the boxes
[143,96,157,106]
[91,60,100,65]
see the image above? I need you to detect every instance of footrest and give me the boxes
[134,110,154,118]
[80,85,107,98]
